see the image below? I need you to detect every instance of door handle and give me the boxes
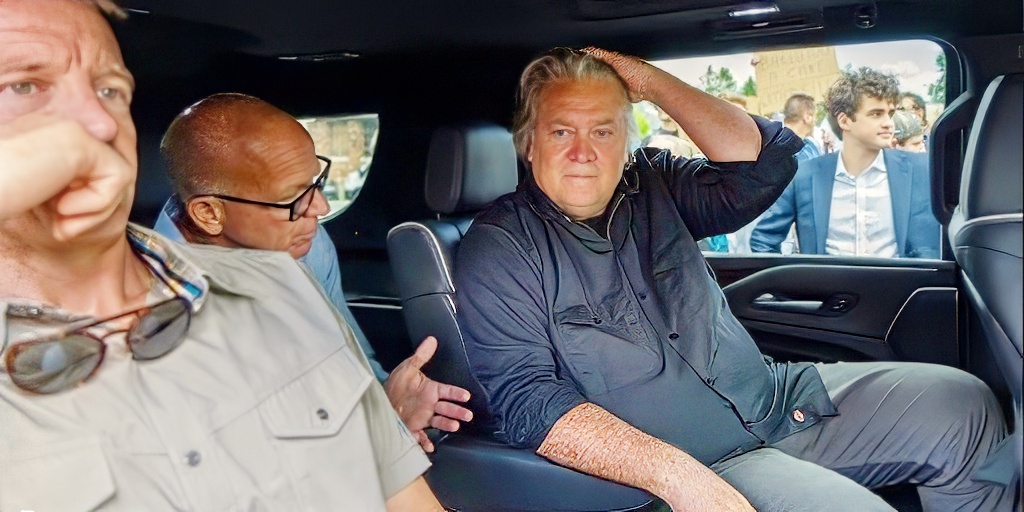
[752,294,823,314]
[751,293,858,315]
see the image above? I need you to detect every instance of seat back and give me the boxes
[387,123,519,430]
[947,73,1023,486]
[948,73,1023,382]
[387,124,660,511]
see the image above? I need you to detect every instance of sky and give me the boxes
[651,39,944,100]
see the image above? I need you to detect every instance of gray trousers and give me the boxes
[710,362,1015,512]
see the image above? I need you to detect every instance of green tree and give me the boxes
[741,76,757,97]
[928,53,946,104]
[699,65,739,96]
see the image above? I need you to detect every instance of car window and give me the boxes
[297,114,380,221]
[637,40,946,259]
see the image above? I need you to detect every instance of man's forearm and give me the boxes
[385,476,445,512]
[643,68,761,163]
[537,403,753,511]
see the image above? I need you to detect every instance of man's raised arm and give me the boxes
[538,403,755,512]
[585,47,761,162]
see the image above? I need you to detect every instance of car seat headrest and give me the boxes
[425,123,519,215]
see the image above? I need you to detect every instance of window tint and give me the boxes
[297,114,379,221]
[638,40,946,259]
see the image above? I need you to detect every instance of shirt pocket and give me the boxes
[241,346,386,511]
[554,305,661,396]
[257,345,373,439]
[0,438,116,512]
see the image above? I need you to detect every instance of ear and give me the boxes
[526,139,534,162]
[836,112,852,132]
[186,197,226,236]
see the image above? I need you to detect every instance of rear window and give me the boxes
[298,113,380,221]
[637,40,946,258]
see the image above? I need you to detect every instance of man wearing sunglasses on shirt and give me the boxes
[0,1,443,510]
[153,92,473,452]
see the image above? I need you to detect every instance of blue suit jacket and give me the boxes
[750,149,940,258]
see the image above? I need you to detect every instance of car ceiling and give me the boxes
[115,0,1021,70]
[116,0,1021,231]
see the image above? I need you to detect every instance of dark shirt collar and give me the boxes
[522,172,633,253]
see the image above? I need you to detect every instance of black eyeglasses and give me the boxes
[194,155,331,221]
[3,297,192,394]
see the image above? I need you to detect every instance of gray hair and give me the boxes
[511,48,638,161]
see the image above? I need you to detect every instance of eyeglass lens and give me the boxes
[6,297,191,394]
[7,334,104,394]
[290,158,330,220]
[128,298,192,360]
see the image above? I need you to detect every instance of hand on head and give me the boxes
[583,47,652,103]
[384,336,473,452]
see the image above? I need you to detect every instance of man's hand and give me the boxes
[0,115,133,238]
[583,46,653,103]
[384,336,473,452]
[584,46,761,162]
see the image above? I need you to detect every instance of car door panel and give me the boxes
[714,257,959,366]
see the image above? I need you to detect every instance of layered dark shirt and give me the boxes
[454,117,837,465]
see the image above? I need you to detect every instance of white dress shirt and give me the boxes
[825,151,898,257]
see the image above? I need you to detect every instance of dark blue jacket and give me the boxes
[454,118,837,465]
[749,150,940,258]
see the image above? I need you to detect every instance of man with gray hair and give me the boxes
[454,48,1011,511]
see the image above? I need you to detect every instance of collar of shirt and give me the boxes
[127,224,210,313]
[156,197,317,271]
[523,174,632,254]
[835,149,887,181]
[1,226,212,352]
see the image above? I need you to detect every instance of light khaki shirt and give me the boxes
[0,226,429,511]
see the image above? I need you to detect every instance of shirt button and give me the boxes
[638,292,647,300]
[668,333,679,340]
[185,450,201,467]
[317,408,329,420]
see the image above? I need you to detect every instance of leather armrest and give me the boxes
[426,433,660,512]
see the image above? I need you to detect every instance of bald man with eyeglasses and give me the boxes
[153,93,473,454]
[0,1,443,510]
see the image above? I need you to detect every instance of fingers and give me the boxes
[0,117,132,233]
[582,47,651,102]
[435,382,471,403]
[407,336,438,371]
[434,401,473,423]
[412,429,435,453]
[430,414,461,433]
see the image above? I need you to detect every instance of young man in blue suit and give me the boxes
[751,69,940,258]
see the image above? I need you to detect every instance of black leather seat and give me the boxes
[947,74,1023,486]
[387,123,660,511]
